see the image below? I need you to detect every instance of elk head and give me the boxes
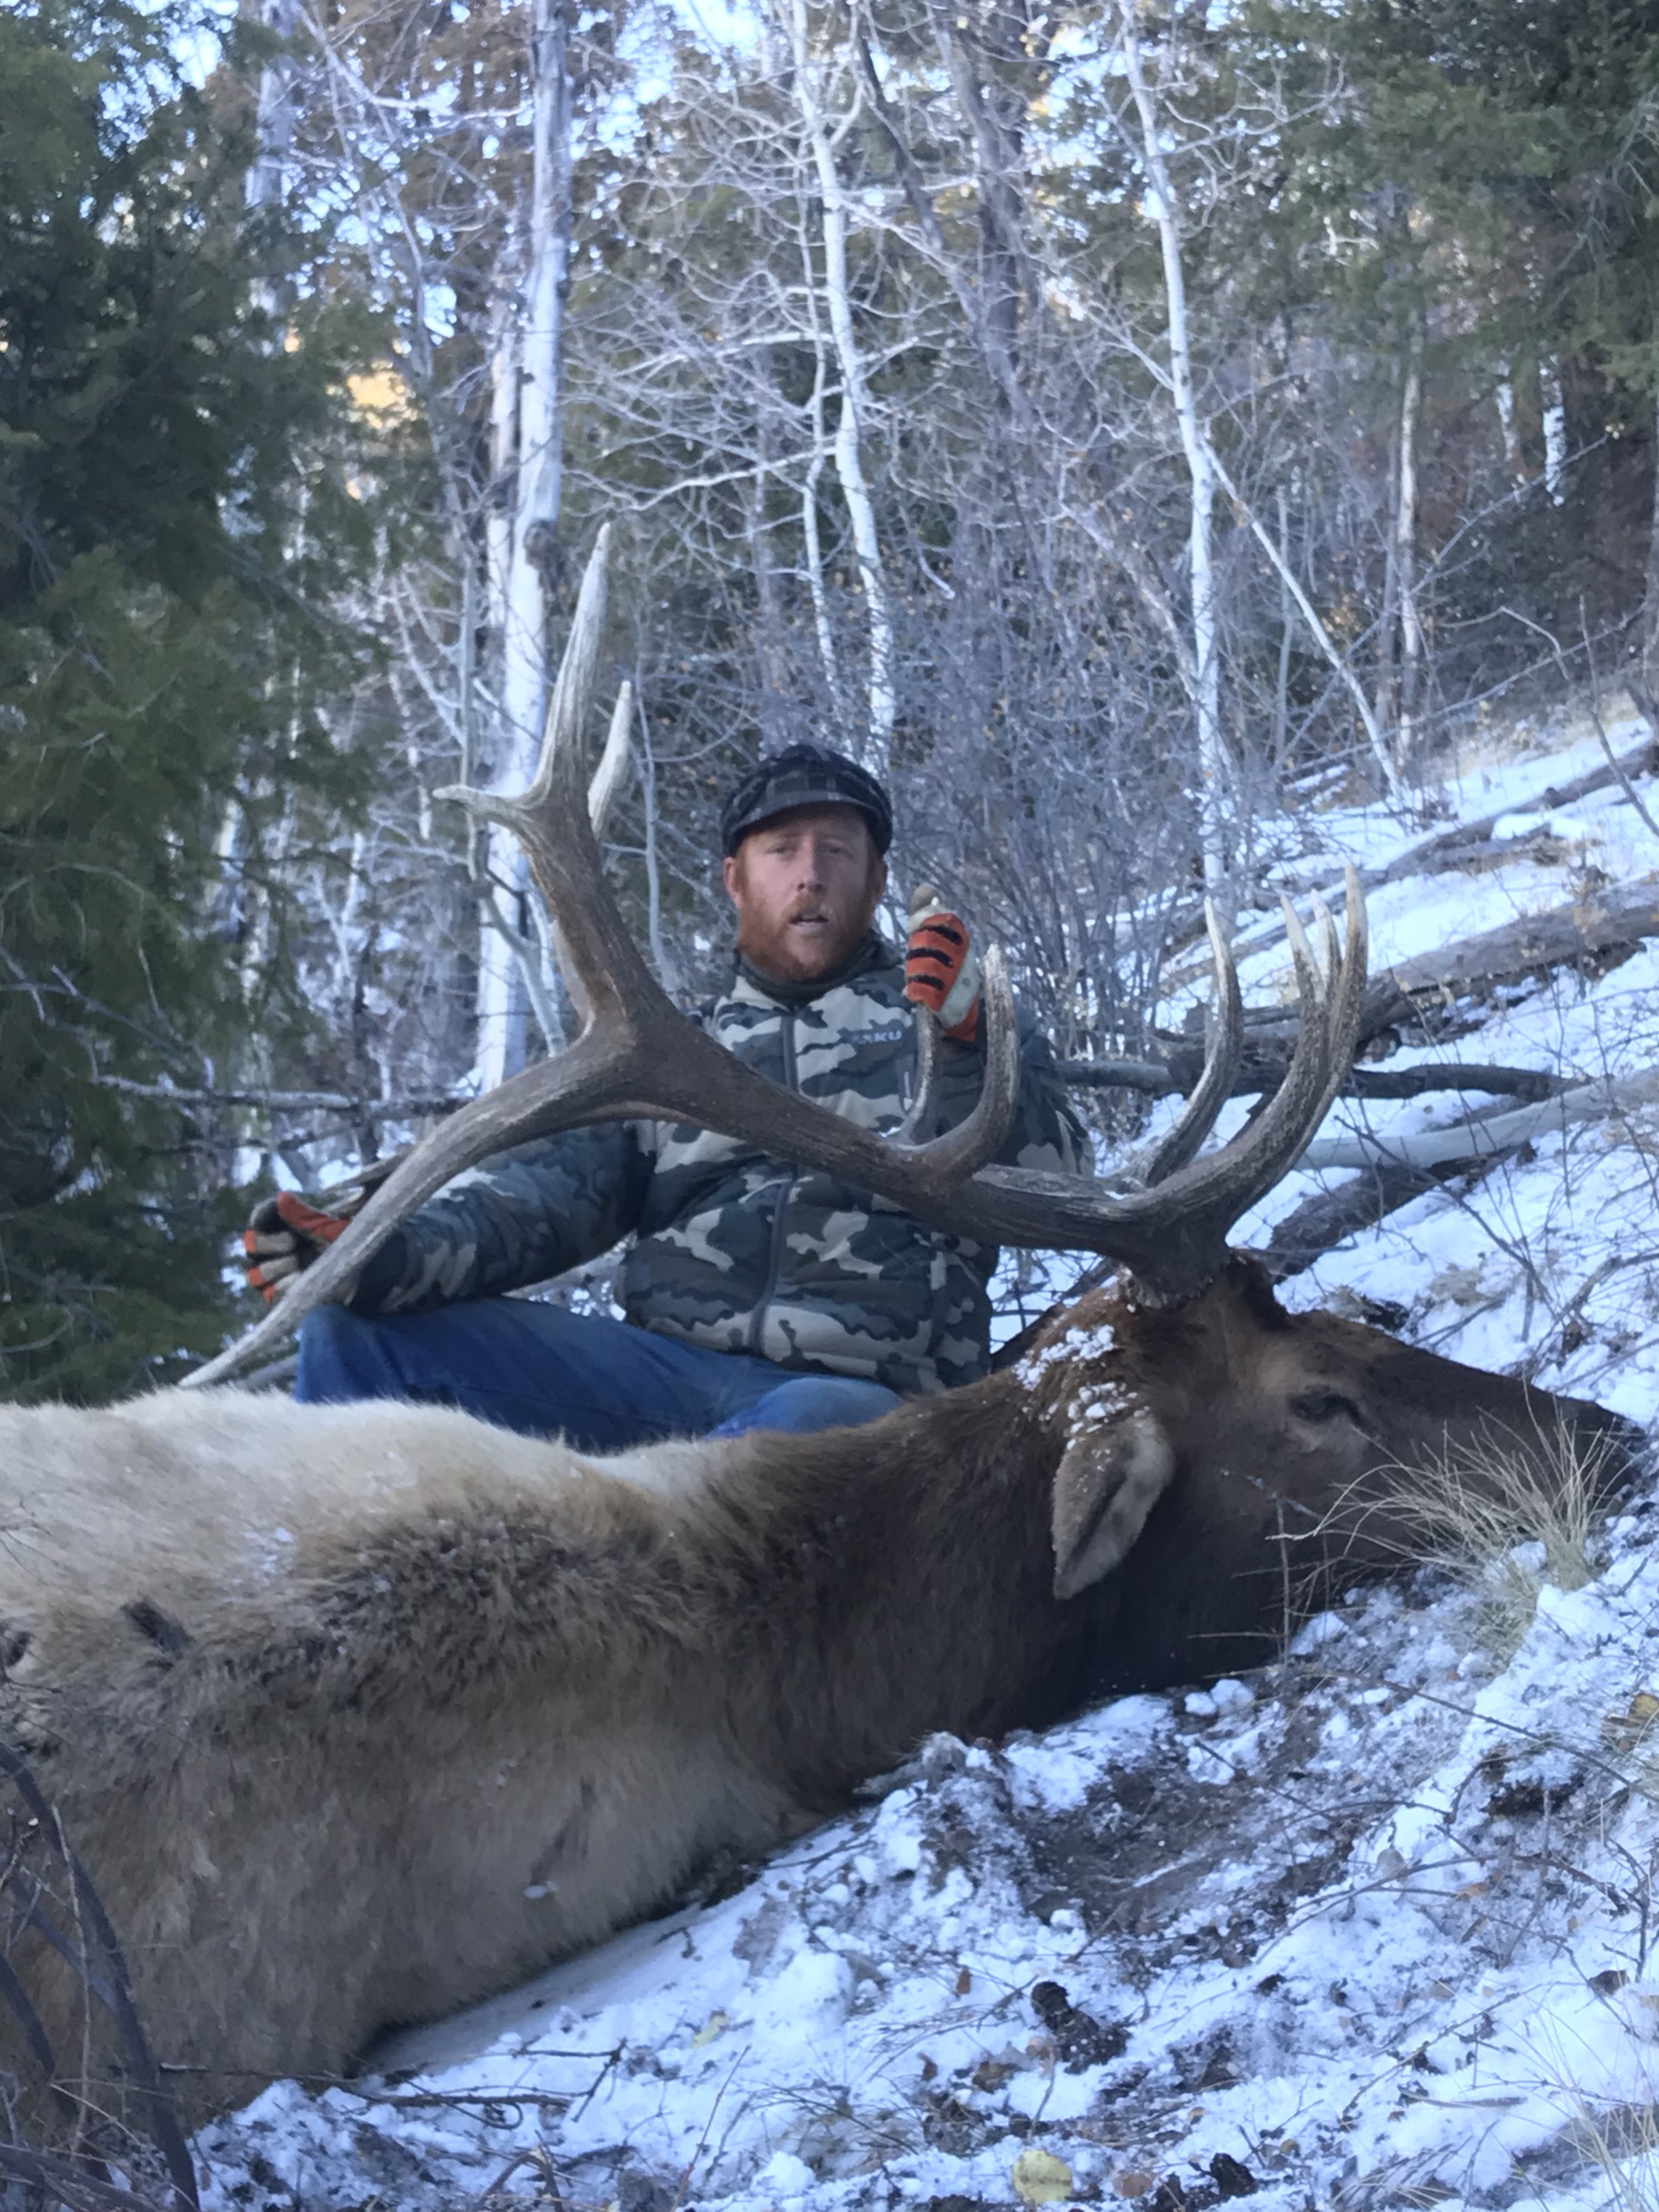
[1011,1259,1635,1690]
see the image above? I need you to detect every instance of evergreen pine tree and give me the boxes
[0,0,373,1401]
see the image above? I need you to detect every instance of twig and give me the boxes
[0,2140,180,2212]
[1060,1057,1568,1104]
[1577,618,1659,840]
[0,1743,198,2212]
[94,1078,467,1119]
[670,2053,746,2212]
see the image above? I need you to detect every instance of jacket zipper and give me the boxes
[746,1009,798,1355]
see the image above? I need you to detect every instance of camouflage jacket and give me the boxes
[349,936,1090,1394]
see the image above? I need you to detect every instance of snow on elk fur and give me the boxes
[0,1269,1630,2130]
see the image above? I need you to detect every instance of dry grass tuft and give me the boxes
[1352,1414,1626,1659]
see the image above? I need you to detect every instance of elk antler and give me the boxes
[938,869,1369,1301]
[184,527,1023,1388]
[1130,900,1244,1185]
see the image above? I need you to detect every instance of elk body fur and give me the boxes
[0,1263,1630,2129]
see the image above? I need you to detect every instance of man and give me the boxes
[245,743,1088,1448]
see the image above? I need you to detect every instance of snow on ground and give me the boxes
[197,700,1659,2212]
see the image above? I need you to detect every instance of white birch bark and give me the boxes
[635,688,684,999]
[796,244,849,729]
[1395,336,1423,761]
[1542,358,1567,504]
[222,0,300,986]
[244,0,299,325]
[1272,482,1293,769]
[1114,5,1231,901]
[784,0,895,773]
[1373,412,1400,741]
[476,0,574,1086]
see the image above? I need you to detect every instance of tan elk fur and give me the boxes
[0,1262,1630,2129]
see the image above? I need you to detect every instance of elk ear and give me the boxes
[1050,1408,1176,1600]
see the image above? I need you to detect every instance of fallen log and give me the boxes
[1358,878,1659,1035]
[1287,733,1659,895]
[1265,1160,1486,1277]
[1260,1057,1659,1272]
[1299,1064,1659,1173]
[1058,1055,1568,1104]
[1161,728,1658,976]
[1217,878,1659,1049]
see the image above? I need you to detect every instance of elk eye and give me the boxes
[1290,1389,1362,1426]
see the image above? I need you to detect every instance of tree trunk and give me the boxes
[476,0,574,1086]
[1115,3,1232,908]
[747,349,792,745]
[1542,358,1567,505]
[244,0,298,321]
[1395,331,1423,765]
[1643,388,1659,696]
[1272,482,1293,771]
[1373,413,1400,741]
[798,303,847,729]
[784,0,895,773]
[1495,355,1524,485]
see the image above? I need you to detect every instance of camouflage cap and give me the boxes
[719,742,893,856]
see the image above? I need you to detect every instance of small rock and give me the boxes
[1209,2153,1260,2199]
[1031,1980,1129,2069]
[615,2172,673,2212]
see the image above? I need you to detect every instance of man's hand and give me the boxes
[905,884,981,1042]
[243,1192,351,1305]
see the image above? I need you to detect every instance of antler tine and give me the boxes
[947,879,1368,1299]
[1133,898,1244,1186]
[1280,891,1320,993]
[439,526,654,1029]
[522,524,613,815]
[589,680,636,841]
[891,948,1021,1172]
[555,679,636,1029]
[1311,889,1341,1001]
[1143,896,1334,1217]
[892,994,940,1146]
[1319,865,1369,1112]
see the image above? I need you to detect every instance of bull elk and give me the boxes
[0,532,1634,2142]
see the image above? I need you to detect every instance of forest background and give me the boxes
[4,0,1659,1402]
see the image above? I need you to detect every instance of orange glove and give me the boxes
[905,884,981,1042]
[242,1191,350,1304]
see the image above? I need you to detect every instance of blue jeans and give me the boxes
[294,1298,902,1451]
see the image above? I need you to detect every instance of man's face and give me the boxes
[723,803,888,983]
